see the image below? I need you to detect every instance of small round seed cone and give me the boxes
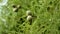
[13,8,17,11]
[26,10,32,16]
[27,15,32,21]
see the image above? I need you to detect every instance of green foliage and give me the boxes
[0,0,60,34]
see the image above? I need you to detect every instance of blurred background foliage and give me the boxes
[0,0,60,34]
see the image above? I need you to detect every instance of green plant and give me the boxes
[0,0,60,34]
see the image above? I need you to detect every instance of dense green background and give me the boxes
[0,0,60,34]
